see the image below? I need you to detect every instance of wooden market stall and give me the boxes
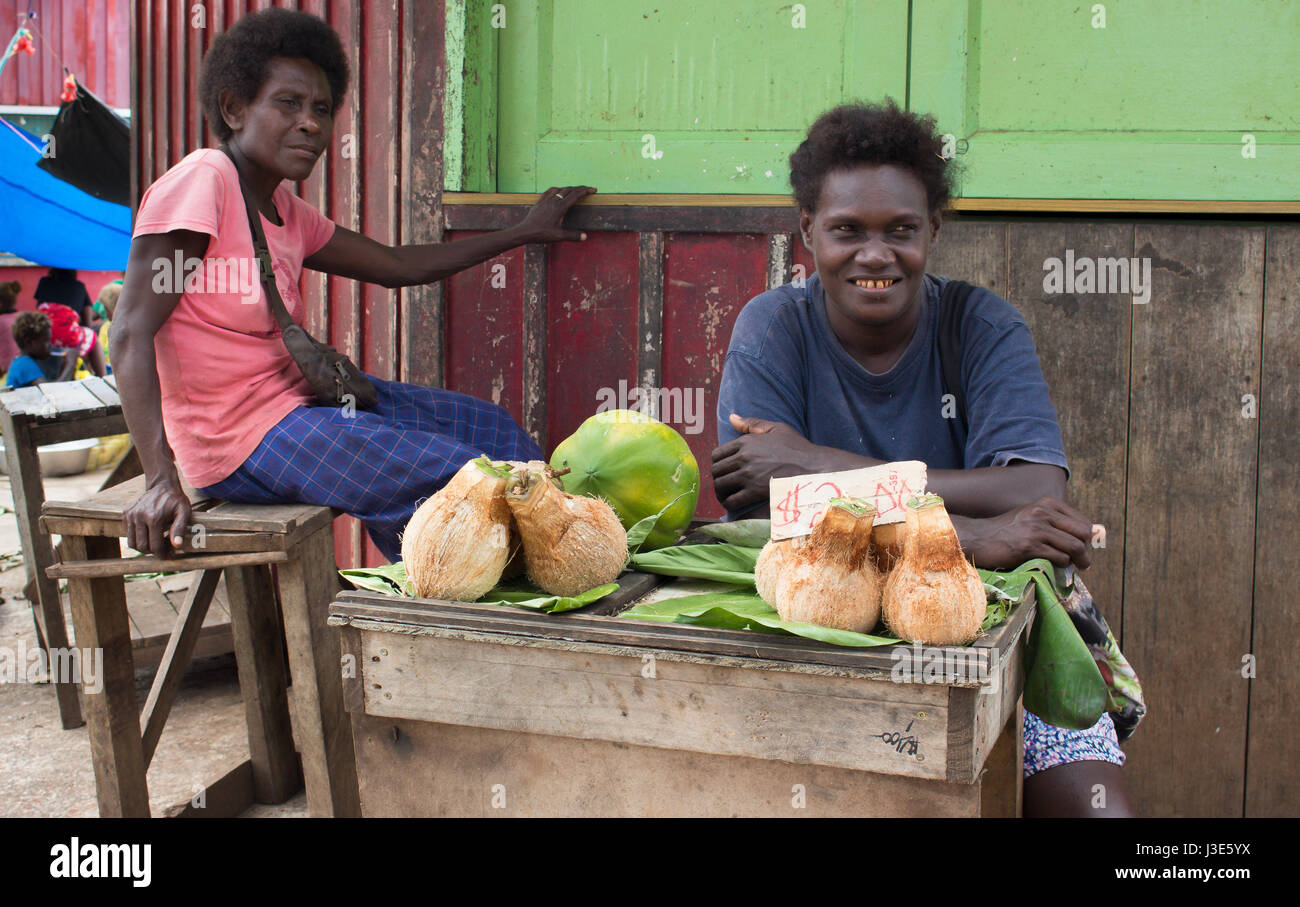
[329,575,1035,817]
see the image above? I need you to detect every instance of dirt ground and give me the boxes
[0,465,307,818]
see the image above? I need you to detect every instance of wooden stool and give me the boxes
[40,475,361,818]
[0,375,140,729]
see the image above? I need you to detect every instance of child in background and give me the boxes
[0,281,21,375]
[35,298,106,377]
[35,268,106,377]
[6,311,77,388]
[94,280,122,367]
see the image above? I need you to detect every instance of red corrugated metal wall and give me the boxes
[131,0,446,569]
[0,0,130,108]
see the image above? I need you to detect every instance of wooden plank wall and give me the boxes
[443,208,1298,819]
[0,0,131,110]
[131,0,446,569]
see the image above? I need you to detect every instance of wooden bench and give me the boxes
[40,474,361,818]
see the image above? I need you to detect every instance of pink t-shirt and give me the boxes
[132,149,337,487]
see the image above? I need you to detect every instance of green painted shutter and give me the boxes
[911,0,1299,201]
[454,0,1300,202]
[481,0,908,193]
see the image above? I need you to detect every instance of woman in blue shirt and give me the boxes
[713,99,1138,817]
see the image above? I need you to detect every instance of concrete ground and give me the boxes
[0,465,307,817]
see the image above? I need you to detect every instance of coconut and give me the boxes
[881,494,986,646]
[757,498,883,633]
[506,464,628,596]
[754,536,794,605]
[401,457,514,601]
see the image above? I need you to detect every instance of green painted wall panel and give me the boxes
[975,1,1299,132]
[910,0,1300,200]
[459,0,1300,201]
[491,0,909,192]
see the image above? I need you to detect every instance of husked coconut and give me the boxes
[506,465,627,596]
[881,494,986,646]
[401,457,515,601]
[754,535,795,605]
[756,498,883,633]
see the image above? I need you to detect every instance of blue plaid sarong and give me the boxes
[198,374,542,561]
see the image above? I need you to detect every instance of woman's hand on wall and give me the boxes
[516,186,596,243]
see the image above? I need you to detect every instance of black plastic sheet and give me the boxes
[36,84,130,207]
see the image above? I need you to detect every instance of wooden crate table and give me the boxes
[40,474,361,818]
[0,375,141,728]
[328,576,1036,817]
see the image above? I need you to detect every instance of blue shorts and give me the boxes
[1023,711,1125,778]
[199,374,542,561]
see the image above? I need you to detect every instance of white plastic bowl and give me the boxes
[0,437,98,477]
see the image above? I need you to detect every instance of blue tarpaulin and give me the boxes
[0,115,131,270]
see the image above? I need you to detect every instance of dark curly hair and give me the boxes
[790,98,958,214]
[199,8,350,142]
[13,311,50,348]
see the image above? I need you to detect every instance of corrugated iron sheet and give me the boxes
[0,0,130,109]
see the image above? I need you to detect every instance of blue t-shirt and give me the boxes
[5,354,62,388]
[716,272,1068,517]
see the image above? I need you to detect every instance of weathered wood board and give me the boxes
[349,710,1021,818]
[1121,224,1262,817]
[1245,224,1300,817]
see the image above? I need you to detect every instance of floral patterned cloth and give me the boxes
[1023,710,1124,778]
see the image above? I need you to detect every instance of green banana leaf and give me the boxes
[340,562,412,596]
[996,558,1108,730]
[693,519,772,548]
[629,543,761,585]
[475,579,620,614]
[622,590,902,647]
[339,564,615,614]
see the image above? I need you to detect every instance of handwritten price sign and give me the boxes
[769,460,928,541]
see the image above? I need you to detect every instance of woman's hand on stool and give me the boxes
[124,476,192,556]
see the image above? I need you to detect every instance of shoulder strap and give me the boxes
[218,145,295,333]
[937,278,976,441]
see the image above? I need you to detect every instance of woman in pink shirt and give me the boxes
[115,8,590,559]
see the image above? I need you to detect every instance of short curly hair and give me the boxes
[199,8,350,142]
[13,311,50,348]
[790,98,958,214]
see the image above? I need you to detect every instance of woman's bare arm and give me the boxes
[711,414,1091,569]
[303,186,595,288]
[112,229,212,556]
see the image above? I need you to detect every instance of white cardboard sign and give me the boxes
[768,460,928,541]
